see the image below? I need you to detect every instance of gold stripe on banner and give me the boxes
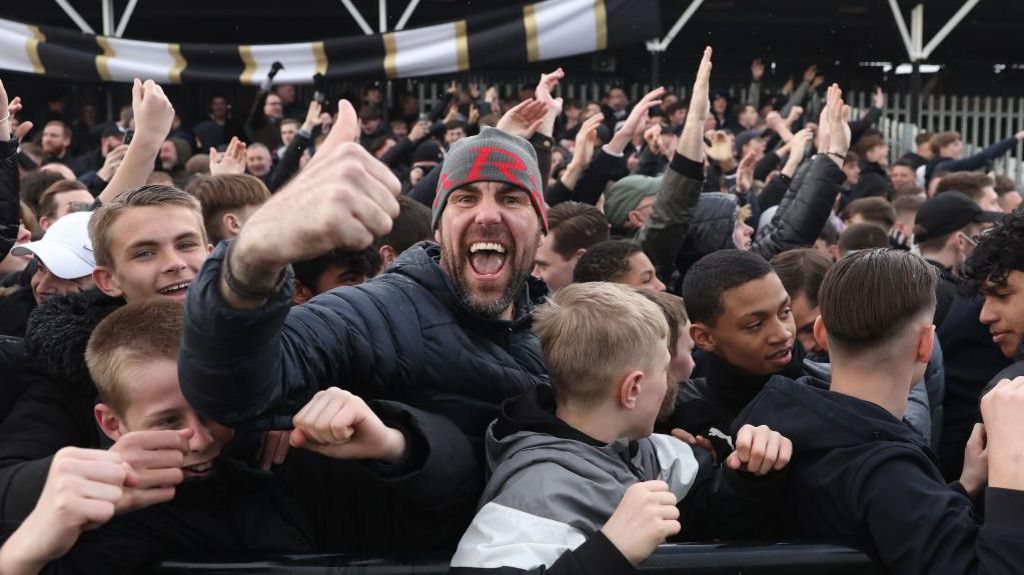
[594,0,607,51]
[168,44,186,84]
[95,36,115,81]
[382,32,397,79]
[455,20,469,72]
[238,45,257,85]
[26,26,45,74]
[312,41,327,76]
[523,4,539,62]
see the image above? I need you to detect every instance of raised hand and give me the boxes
[572,113,604,167]
[534,67,565,138]
[607,86,664,155]
[289,387,406,462]
[0,448,131,573]
[679,46,713,162]
[209,137,247,176]
[671,428,717,464]
[226,99,400,306]
[782,127,815,177]
[736,151,758,193]
[108,429,189,514]
[822,83,852,160]
[408,119,431,143]
[301,100,323,132]
[704,131,734,163]
[601,481,681,565]
[495,98,548,139]
[0,79,33,141]
[725,424,792,476]
[131,78,175,143]
[871,87,886,110]
[96,144,128,182]
[785,105,804,126]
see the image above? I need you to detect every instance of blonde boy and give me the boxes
[451,282,792,575]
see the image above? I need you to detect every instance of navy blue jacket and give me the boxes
[736,376,1024,575]
[179,241,549,446]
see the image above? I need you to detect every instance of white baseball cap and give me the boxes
[11,211,95,280]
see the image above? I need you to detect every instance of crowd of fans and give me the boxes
[0,44,1023,575]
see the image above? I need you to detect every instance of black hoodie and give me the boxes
[735,375,1024,575]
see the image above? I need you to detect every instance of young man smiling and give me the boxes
[180,100,553,453]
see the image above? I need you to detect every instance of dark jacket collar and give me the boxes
[492,384,606,447]
[704,343,806,416]
[386,241,548,330]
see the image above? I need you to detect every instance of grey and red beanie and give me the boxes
[431,126,547,232]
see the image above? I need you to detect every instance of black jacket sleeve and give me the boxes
[407,162,442,207]
[565,149,626,206]
[380,136,418,169]
[636,154,704,288]
[849,106,881,146]
[677,449,787,541]
[751,154,844,260]
[265,131,311,193]
[0,137,20,261]
[758,174,792,211]
[245,91,270,144]
[530,134,554,190]
[851,447,1024,574]
[938,137,1019,174]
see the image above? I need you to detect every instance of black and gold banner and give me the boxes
[0,0,658,85]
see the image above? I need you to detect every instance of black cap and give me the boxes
[101,126,124,140]
[412,140,444,165]
[914,191,1004,242]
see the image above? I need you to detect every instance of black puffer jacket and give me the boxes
[0,137,19,261]
[180,241,550,450]
[0,336,29,423]
[751,154,845,261]
[0,288,124,523]
[672,192,740,286]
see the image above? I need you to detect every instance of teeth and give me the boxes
[469,242,506,254]
[159,282,191,294]
[185,461,213,472]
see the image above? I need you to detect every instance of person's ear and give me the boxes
[916,324,935,364]
[627,209,644,228]
[92,266,124,298]
[618,370,644,410]
[38,217,52,232]
[292,280,313,306]
[690,323,716,353]
[94,404,124,442]
[570,248,586,263]
[828,245,839,262]
[433,228,442,243]
[812,315,830,352]
[378,244,397,270]
[222,213,243,238]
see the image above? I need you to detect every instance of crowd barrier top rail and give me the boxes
[157,542,883,574]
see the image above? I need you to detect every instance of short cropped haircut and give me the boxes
[770,248,832,307]
[280,118,300,129]
[892,158,917,171]
[839,223,890,255]
[993,175,1017,196]
[892,195,925,215]
[44,120,71,138]
[841,197,896,230]
[187,175,271,244]
[890,185,925,201]
[642,291,689,357]
[962,209,1024,293]
[915,132,932,147]
[86,299,184,415]
[572,240,642,284]
[376,195,432,256]
[547,202,610,260]
[292,246,382,293]
[855,134,886,157]
[935,172,994,203]
[819,249,937,354]
[929,131,960,156]
[89,185,207,270]
[38,179,89,219]
[533,282,668,406]
[818,218,840,246]
[681,250,773,326]
[20,170,67,214]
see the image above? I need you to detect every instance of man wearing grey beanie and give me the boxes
[180,99,553,478]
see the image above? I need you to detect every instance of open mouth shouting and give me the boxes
[467,242,509,281]
[157,280,192,299]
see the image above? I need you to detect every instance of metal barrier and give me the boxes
[156,543,883,574]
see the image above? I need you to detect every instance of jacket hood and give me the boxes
[688,193,739,256]
[481,384,638,502]
[737,376,927,454]
[386,241,549,329]
[25,288,126,395]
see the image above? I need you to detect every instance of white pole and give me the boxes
[886,0,915,60]
[922,0,982,60]
[396,0,420,31]
[339,0,374,36]
[115,0,140,38]
[54,0,96,34]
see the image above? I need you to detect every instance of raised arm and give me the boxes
[97,80,174,205]
[637,47,712,288]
